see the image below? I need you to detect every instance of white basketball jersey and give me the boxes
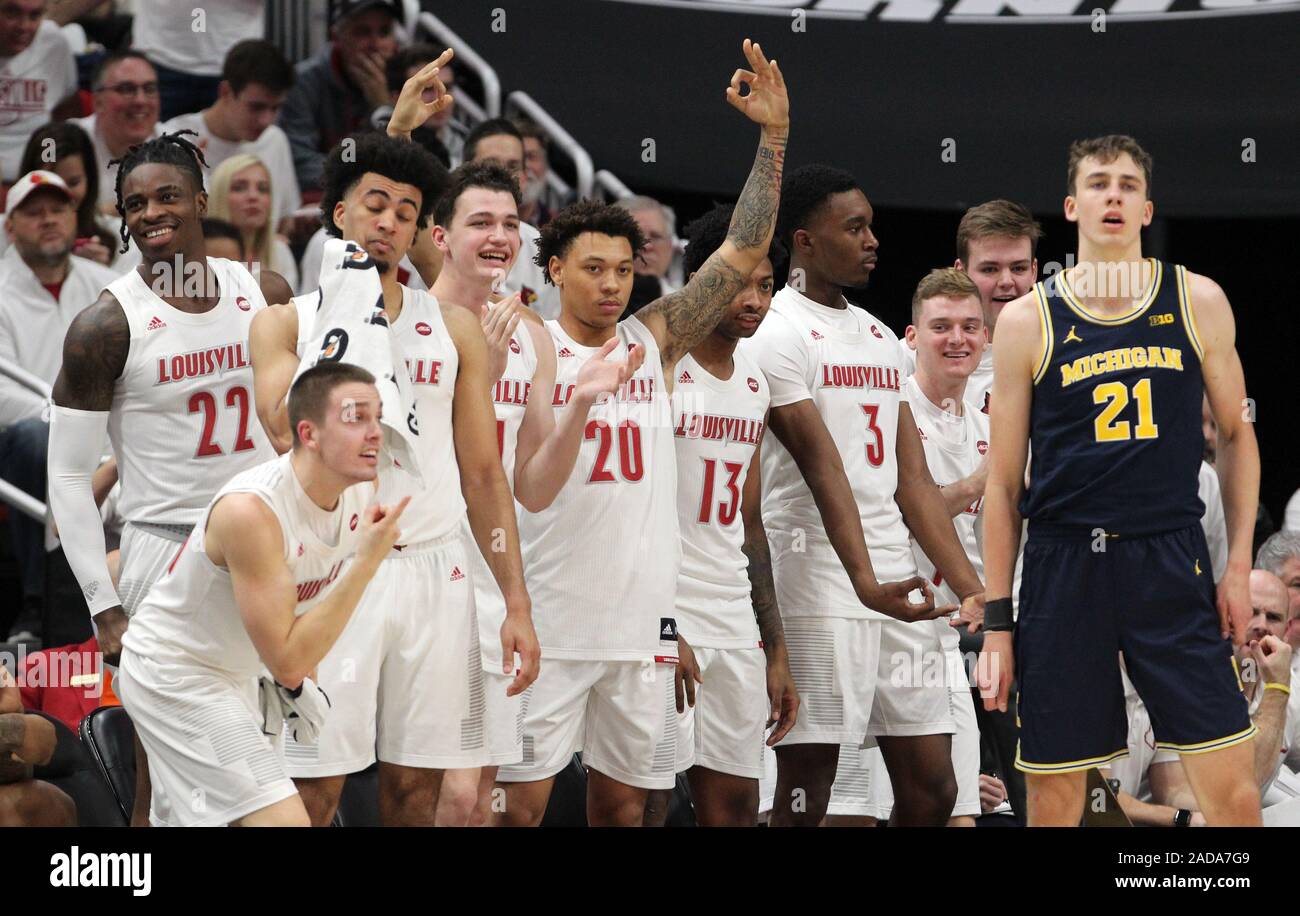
[672,350,768,649]
[107,258,277,526]
[380,287,466,547]
[121,452,371,679]
[741,287,912,620]
[901,375,988,648]
[471,323,539,667]
[518,316,680,661]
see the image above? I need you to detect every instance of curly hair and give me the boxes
[434,161,520,227]
[109,130,208,253]
[776,163,861,248]
[682,203,786,278]
[534,199,645,286]
[319,132,448,238]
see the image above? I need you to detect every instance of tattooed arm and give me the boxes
[48,292,131,660]
[739,428,799,744]
[638,39,789,374]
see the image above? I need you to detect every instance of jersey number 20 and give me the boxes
[586,419,643,482]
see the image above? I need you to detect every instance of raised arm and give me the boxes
[48,292,130,659]
[1191,272,1259,644]
[977,294,1039,712]
[250,303,303,455]
[216,492,406,690]
[638,40,788,370]
[445,307,539,695]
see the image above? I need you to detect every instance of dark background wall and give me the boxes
[427,0,1299,522]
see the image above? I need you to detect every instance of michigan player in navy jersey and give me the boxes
[980,135,1262,826]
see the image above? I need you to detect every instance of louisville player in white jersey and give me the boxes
[898,200,1041,416]
[743,163,984,827]
[47,131,293,825]
[425,161,644,824]
[250,132,537,827]
[492,39,789,827]
[844,269,992,826]
[117,364,407,826]
[654,203,799,826]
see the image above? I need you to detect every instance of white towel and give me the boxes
[292,238,422,481]
[258,674,333,746]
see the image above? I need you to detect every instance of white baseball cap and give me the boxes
[5,170,74,217]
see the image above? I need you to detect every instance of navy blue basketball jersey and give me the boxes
[1018,259,1206,535]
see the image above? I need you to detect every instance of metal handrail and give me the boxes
[0,478,44,523]
[451,86,488,127]
[595,169,634,201]
[0,357,52,400]
[417,11,501,118]
[505,91,594,200]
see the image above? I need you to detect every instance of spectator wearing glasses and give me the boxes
[69,51,161,215]
[616,195,681,295]
[0,0,79,183]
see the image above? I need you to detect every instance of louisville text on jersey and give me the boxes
[155,342,250,385]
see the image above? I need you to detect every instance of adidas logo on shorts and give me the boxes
[558,347,575,358]
[678,370,694,384]
[450,566,464,582]
[146,316,166,331]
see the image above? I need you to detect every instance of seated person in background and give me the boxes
[15,121,118,266]
[70,51,163,216]
[0,665,76,826]
[0,169,119,642]
[1105,570,1296,823]
[615,195,680,295]
[514,119,560,228]
[161,39,301,233]
[200,216,245,262]
[1257,532,1300,626]
[0,0,79,183]
[279,0,402,196]
[206,153,299,291]
[18,635,120,733]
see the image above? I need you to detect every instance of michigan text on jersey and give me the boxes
[1059,345,1185,388]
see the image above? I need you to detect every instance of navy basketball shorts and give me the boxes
[1014,523,1255,774]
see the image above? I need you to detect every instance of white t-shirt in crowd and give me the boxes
[0,21,78,181]
[1285,488,1300,533]
[1198,460,1229,582]
[130,0,264,77]
[0,249,122,427]
[161,110,301,225]
[70,113,163,211]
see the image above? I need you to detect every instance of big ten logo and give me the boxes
[491,527,507,554]
[1149,312,1174,326]
[888,648,946,688]
[340,656,358,684]
[190,786,206,814]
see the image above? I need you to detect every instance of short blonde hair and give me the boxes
[207,153,273,270]
[911,268,981,324]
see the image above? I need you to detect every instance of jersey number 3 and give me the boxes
[189,385,256,458]
[1092,378,1159,442]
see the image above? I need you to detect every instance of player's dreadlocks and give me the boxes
[109,130,209,253]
